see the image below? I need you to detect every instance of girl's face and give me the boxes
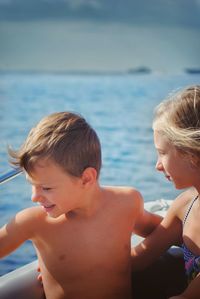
[154,130,200,190]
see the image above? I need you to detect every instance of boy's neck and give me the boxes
[67,184,105,219]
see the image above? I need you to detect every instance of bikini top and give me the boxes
[182,194,200,282]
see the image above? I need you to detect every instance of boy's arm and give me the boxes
[0,207,36,258]
[133,192,163,237]
[134,208,163,237]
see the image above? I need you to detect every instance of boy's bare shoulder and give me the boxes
[106,185,142,198]
[0,207,47,245]
[104,186,143,210]
[14,206,47,230]
[17,205,47,219]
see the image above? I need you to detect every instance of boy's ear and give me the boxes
[81,167,97,186]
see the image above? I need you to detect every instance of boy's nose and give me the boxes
[31,187,43,203]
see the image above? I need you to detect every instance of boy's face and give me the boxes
[26,159,83,218]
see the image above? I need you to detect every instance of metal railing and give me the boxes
[0,168,22,185]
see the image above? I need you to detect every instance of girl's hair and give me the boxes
[9,112,102,178]
[153,85,200,158]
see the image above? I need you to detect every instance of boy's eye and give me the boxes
[42,187,52,191]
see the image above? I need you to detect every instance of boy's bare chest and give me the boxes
[32,210,134,299]
[34,215,132,277]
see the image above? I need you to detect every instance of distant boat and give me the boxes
[185,68,200,74]
[127,67,151,74]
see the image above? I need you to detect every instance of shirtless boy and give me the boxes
[0,112,161,299]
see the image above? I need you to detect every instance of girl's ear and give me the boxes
[81,167,97,186]
[180,150,199,168]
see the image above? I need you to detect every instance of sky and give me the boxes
[0,0,200,73]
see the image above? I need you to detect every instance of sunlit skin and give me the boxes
[154,130,200,192]
[0,158,162,299]
[26,160,90,219]
[132,130,200,299]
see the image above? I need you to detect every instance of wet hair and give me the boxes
[153,85,200,160]
[9,112,102,178]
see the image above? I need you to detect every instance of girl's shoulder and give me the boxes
[171,188,198,221]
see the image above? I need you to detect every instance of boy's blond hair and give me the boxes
[9,112,102,177]
[153,85,200,160]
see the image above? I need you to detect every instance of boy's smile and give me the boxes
[41,202,56,213]
[25,158,84,218]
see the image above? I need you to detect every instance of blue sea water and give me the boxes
[0,72,200,276]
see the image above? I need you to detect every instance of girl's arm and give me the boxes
[131,197,183,271]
